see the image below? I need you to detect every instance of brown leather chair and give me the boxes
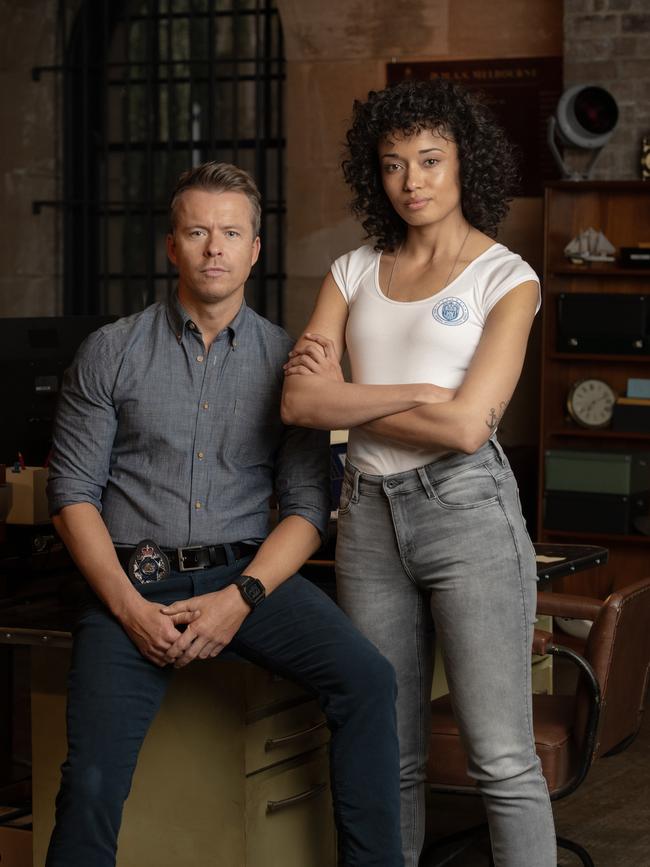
[422,577,650,866]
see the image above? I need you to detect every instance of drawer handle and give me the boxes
[266,782,327,814]
[265,719,328,751]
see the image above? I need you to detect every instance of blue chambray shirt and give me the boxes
[47,296,330,548]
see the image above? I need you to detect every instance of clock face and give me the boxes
[567,378,616,428]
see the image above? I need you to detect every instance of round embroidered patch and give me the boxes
[432,297,469,326]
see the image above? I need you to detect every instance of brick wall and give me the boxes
[564,0,650,179]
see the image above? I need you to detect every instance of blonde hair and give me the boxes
[169,161,261,236]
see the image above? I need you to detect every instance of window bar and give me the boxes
[253,0,267,317]
[61,0,73,313]
[188,0,196,169]
[101,0,110,312]
[121,0,133,311]
[231,0,240,164]
[165,0,175,300]
[275,8,284,326]
[207,0,216,158]
[53,0,65,310]
[263,0,275,321]
[145,0,160,309]
[81,0,90,312]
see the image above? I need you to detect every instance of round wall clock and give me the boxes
[566,378,616,428]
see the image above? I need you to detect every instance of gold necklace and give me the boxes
[385,243,402,299]
[442,224,472,290]
[385,225,472,299]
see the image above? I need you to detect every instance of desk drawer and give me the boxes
[246,700,329,774]
[245,747,336,867]
[244,664,309,713]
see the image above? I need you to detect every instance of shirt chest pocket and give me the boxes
[228,393,284,467]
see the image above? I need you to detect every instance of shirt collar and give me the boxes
[165,293,249,346]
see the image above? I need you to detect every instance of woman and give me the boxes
[281,78,556,867]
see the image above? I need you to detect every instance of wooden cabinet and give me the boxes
[31,648,336,867]
[538,181,650,597]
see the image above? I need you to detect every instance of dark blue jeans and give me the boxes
[45,553,403,867]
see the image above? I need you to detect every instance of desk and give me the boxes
[0,543,607,867]
[0,564,336,867]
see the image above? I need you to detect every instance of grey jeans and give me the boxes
[335,439,556,867]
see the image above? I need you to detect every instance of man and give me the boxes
[45,162,403,866]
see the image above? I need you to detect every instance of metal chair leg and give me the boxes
[557,835,595,867]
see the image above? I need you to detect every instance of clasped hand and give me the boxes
[161,586,250,668]
[283,333,344,381]
[124,586,249,669]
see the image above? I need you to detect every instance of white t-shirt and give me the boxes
[330,243,540,475]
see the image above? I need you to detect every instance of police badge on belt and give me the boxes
[128,539,170,584]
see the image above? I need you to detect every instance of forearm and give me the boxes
[52,502,143,621]
[281,376,443,430]
[362,397,497,455]
[243,515,322,594]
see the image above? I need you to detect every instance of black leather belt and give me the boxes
[116,542,258,574]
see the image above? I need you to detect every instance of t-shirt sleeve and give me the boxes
[330,246,375,305]
[482,253,541,320]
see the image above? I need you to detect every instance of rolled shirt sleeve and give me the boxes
[47,330,118,516]
[274,422,331,543]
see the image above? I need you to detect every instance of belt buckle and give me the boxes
[177,545,205,572]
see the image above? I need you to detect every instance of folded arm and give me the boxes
[281,273,451,429]
[360,281,540,453]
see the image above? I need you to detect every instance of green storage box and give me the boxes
[544,449,650,495]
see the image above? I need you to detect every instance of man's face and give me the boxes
[166,188,260,310]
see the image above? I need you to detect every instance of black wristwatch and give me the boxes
[234,574,266,610]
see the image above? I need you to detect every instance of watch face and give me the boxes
[567,378,616,428]
[238,575,265,607]
[246,579,265,603]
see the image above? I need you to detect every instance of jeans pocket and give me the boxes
[433,463,500,510]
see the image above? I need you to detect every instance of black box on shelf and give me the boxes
[557,293,649,354]
[543,490,650,535]
[612,398,650,433]
[619,247,650,268]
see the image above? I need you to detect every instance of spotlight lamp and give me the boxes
[547,84,619,180]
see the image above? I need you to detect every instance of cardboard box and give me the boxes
[5,466,49,524]
[0,824,32,867]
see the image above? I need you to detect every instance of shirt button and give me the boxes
[196,354,204,363]
[195,501,202,510]
[188,322,196,331]
[202,401,209,410]
[197,451,204,460]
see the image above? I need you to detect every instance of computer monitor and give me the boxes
[0,316,116,467]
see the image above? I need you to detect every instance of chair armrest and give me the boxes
[536,591,603,621]
[532,628,555,655]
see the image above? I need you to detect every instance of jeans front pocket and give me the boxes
[432,462,500,510]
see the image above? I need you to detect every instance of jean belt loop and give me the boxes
[489,435,507,467]
[345,461,361,504]
[224,543,236,566]
[416,465,436,500]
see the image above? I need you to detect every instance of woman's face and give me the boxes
[378,127,463,229]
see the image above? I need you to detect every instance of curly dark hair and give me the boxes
[342,78,520,249]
